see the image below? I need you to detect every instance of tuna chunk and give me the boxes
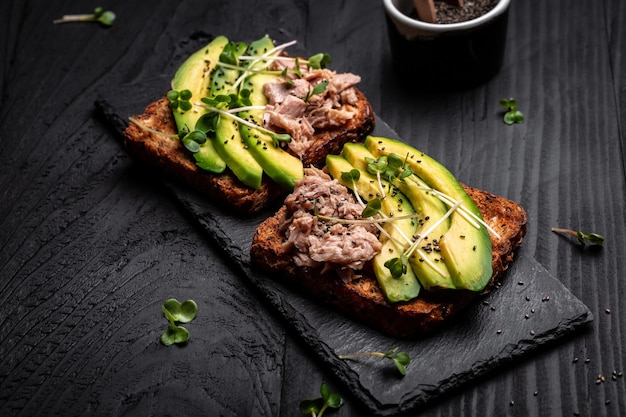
[261,63,362,158]
[283,168,381,276]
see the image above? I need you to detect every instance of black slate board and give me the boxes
[96,97,593,417]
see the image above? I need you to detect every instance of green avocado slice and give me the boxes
[210,40,263,189]
[171,35,228,173]
[365,135,493,292]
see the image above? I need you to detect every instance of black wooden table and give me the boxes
[1,1,625,416]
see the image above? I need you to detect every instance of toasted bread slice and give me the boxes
[250,185,527,338]
[122,88,375,214]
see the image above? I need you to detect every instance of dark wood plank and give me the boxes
[0,0,625,416]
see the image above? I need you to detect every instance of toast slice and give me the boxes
[250,184,527,338]
[122,87,375,214]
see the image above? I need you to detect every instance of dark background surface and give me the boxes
[1,1,625,416]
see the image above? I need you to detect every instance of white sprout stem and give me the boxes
[339,352,385,359]
[405,176,501,240]
[215,61,284,75]
[232,40,297,89]
[406,199,463,260]
[128,116,179,139]
[222,105,266,113]
[376,172,387,199]
[263,39,298,57]
[317,212,423,225]
[53,14,94,23]
[196,103,275,137]
[430,189,502,240]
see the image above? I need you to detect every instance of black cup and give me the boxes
[384,0,510,90]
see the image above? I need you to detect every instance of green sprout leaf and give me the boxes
[53,6,116,27]
[384,255,408,278]
[366,156,388,176]
[304,80,329,102]
[307,53,332,69]
[551,227,605,248]
[340,169,360,184]
[299,381,343,417]
[383,348,411,376]
[362,198,382,218]
[160,299,198,346]
[168,89,193,112]
[500,97,525,125]
[163,298,198,323]
[160,306,190,346]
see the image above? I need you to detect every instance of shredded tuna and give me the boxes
[261,62,361,158]
[282,168,381,280]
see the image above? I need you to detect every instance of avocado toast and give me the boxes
[251,136,527,338]
[123,35,374,214]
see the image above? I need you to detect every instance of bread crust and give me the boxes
[250,185,528,338]
[122,88,375,214]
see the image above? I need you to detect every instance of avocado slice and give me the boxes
[239,37,304,190]
[171,35,228,173]
[342,142,455,290]
[364,136,493,292]
[326,151,421,303]
[211,41,264,190]
[391,174,455,289]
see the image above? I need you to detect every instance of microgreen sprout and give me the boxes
[197,94,292,147]
[53,6,116,27]
[167,89,193,111]
[384,254,409,278]
[339,347,411,376]
[304,80,329,102]
[160,298,198,346]
[299,381,343,417]
[551,228,605,248]
[307,53,332,69]
[499,98,524,125]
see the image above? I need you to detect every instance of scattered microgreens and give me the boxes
[193,89,291,148]
[499,98,524,125]
[160,298,198,346]
[53,6,116,27]
[339,347,411,376]
[299,381,343,417]
[551,227,605,248]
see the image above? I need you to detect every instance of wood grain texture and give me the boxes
[1,1,625,417]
